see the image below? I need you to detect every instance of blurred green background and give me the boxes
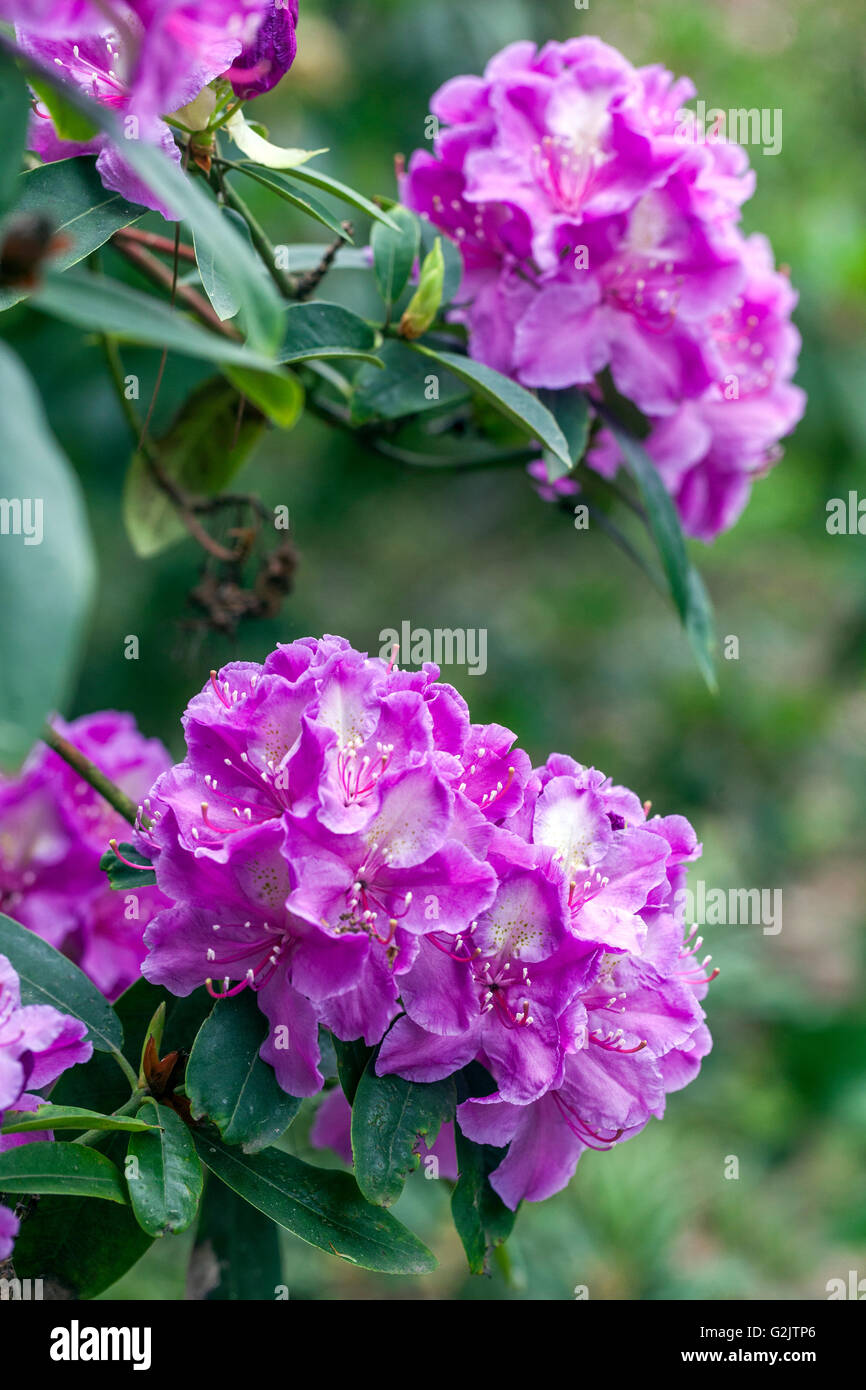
[4,0,866,1299]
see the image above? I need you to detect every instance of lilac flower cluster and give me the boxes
[0,713,172,1000]
[141,636,712,1207]
[403,38,805,540]
[5,0,298,214]
[0,952,93,1259]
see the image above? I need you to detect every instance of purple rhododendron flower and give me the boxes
[402,38,805,539]
[228,0,298,99]
[138,634,711,1208]
[0,713,172,1000]
[8,0,296,216]
[0,951,93,1258]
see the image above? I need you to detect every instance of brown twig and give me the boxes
[114,226,198,263]
[293,222,354,301]
[110,233,241,338]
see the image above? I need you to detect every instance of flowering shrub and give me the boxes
[0,952,92,1259]
[402,38,805,541]
[0,712,171,999]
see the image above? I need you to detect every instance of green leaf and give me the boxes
[351,1067,456,1207]
[0,50,32,213]
[0,913,122,1053]
[192,206,253,323]
[685,563,719,695]
[27,78,98,143]
[538,388,590,481]
[0,344,96,768]
[332,1037,374,1105]
[186,992,302,1153]
[406,343,572,472]
[351,338,468,424]
[188,1174,283,1300]
[12,1189,152,1298]
[0,1140,128,1203]
[0,157,144,314]
[276,162,401,232]
[229,166,350,241]
[400,237,445,340]
[224,365,304,429]
[4,44,282,348]
[122,376,264,558]
[418,218,463,305]
[600,409,718,691]
[371,204,419,309]
[451,1123,517,1275]
[194,1130,437,1274]
[100,841,157,889]
[0,1105,158,1136]
[126,1099,203,1237]
[277,300,378,367]
[33,268,282,371]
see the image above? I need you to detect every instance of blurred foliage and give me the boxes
[3,0,865,1299]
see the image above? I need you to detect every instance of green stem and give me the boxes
[75,1088,149,1146]
[41,723,150,831]
[109,1048,145,1094]
[217,174,296,300]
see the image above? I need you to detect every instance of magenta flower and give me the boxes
[0,951,93,1256]
[0,713,172,1000]
[403,38,804,538]
[228,0,298,99]
[140,638,500,1093]
[11,1,292,216]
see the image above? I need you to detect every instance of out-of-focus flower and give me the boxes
[8,1,298,215]
[0,950,93,1257]
[402,38,804,539]
[0,713,172,1000]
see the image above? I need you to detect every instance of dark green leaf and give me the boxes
[371,204,419,308]
[0,913,122,1053]
[126,1098,203,1237]
[685,563,719,695]
[407,343,572,471]
[194,1130,437,1275]
[0,1140,127,1203]
[122,376,265,557]
[186,992,301,1153]
[276,163,400,232]
[12,1134,151,1297]
[332,1037,374,1105]
[351,338,468,424]
[0,1105,157,1136]
[187,1174,283,1301]
[0,344,96,768]
[351,1066,456,1206]
[538,388,590,481]
[599,408,718,691]
[230,166,350,241]
[0,157,143,314]
[451,1123,517,1275]
[33,268,282,370]
[192,207,253,323]
[100,841,157,889]
[27,79,98,143]
[0,50,32,213]
[277,300,378,367]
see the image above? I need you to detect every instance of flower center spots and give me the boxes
[708,299,776,396]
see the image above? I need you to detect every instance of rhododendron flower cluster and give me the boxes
[5,0,299,215]
[0,713,171,1000]
[0,952,93,1259]
[402,38,805,540]
[141,636,712,1207]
